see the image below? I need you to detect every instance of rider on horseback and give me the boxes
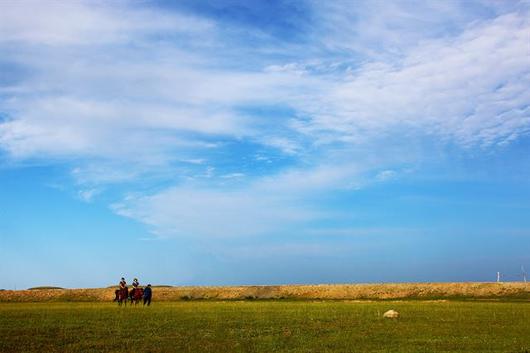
[129,278,144,304]
[129,278,140,300]
[115,277,128,304]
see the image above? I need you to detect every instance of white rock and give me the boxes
[383,309,399,318]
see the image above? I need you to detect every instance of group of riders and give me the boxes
[114,277,152,306]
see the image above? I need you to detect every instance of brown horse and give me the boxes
[114,287,129,306]
[129,287,144,305]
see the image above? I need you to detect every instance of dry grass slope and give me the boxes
[1,282,529,302]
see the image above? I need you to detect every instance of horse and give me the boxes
[114,286,129,306]
[129,287,144,305]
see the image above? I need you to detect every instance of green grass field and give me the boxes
[1,301,529,353]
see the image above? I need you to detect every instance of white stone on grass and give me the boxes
[383,309,399,318]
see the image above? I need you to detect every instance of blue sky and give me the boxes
[1,0,530,289]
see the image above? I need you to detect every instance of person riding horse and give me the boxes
[114,278,129,305]
[130,278,139,297]
[129,278,144,305]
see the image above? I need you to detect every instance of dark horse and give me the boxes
[129,287,144,305]
[114,286,129,306]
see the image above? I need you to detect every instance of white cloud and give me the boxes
[376,170,397,182]
[180,159,206,165]
[111,161,365,238]
[111,184,316,238]
[1,1,529,238]
[0,1,213,45]
[77,188,101,203]
[221,173,245,179]
[2,2,527,170]
[293,12,530,148]
[310,0,525,58]
[0,96,248,160]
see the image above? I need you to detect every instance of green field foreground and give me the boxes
[1,301,530,353]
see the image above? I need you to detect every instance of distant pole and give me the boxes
[497,272,501,283]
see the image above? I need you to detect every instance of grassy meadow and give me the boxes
[1,300,530,353]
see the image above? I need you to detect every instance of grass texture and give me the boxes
[1,300,529,353]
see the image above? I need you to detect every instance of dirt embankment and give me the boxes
[1,282,529,302]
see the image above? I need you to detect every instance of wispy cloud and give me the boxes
[1,0,529,238]
[290,12,530,148]
[376,170,397,182]
[111,162,360,238]
[77,188,101,203]
[0,1,213,45]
